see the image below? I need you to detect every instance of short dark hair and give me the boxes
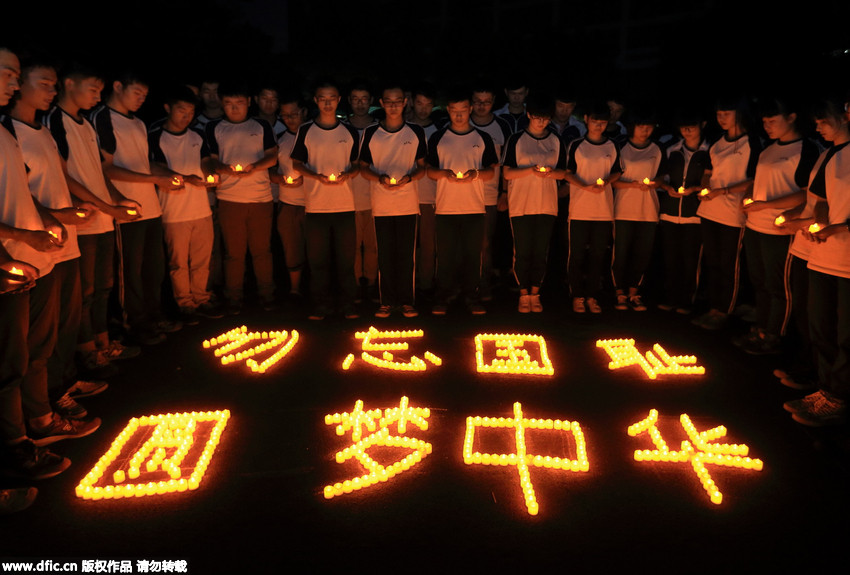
[163,85,199,109]
[218,82,252,100]
[585,101,612,122]
[525,92,554,118]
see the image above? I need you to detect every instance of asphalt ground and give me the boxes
[4,275,849,574]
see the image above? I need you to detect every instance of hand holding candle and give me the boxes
[774,215,786,226]
[596,178,605,186]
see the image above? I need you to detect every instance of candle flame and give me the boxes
[808,223,822,233]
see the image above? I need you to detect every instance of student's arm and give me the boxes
[743,190,806,212]
[0,221,60,253]
[0,242,38,293]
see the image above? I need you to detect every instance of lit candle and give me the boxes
[774,215,786,226]
[171,176,182,186]
[678,186,686,194]
[389,177,397,185]
[8,266,25,278]
[743,198,754,206]
[48,230,60,240]
[328,173,337,182]
[456,171,464,179]
[699,188,710,197]
[808,222,822,233]
[596,178,605,186]
[642,177,651,185]
[233,164,243,172]
[538,166,548,173]
[76,210,87,218]
[205,174,217,184]
[126,208,138,216]
[284,176,294,184]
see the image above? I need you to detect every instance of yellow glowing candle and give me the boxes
[389,177,397,185]
[285,176,294,184]
[642,177,651,185]
[76,210,87,218]
[596,178,605,186]
[808,222,822,233]
[126,208,138,216]
[538,166,548,173]
[171,176,182,186]
[456,171,464,179]
[8,266,25,278]
[233,164,243,172]
[774,215,786,226]
[743,198,754,206]
[678,186,686,194]
[699,188,710,196]
[48,230,60,240]
[328,173,337,182]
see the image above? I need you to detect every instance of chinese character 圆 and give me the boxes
[342,326,442,371]
[323,396,432,499]
[202,325,300,373]
[596,338,705,379]
[474,333,555,376]
[628,409,764,504]
[463,402,588,515]
[75,410,230,500]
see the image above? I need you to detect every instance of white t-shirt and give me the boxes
[0,124,54,277]
[149,126,213,223]
[44,107,115,235]
[417,122,439,205]
[747,138,818,235]
[502,129,565,217]
[698,133,757,228]
[613,140,663,222]
[359,122,427,217]
[206,117,276,203]
[345,120,376,212]
[91,106,162,220]
[567,137,621,221]
[471,116,511,205]
[290,120,359,214]
[275,129,304,207]
[427,126,498,215]
[804,142,850,278]
[11,119,80,264]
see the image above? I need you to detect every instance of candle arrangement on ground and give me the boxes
[202,325,300,373]
[74,410,231,500]
[342,326,442,372]
[322,397,431,500]
[628,409,763,505]
[474,333,554,376]
[463,402,588,516]
[596,339,705,379]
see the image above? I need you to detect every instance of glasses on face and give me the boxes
[529,115,551,122]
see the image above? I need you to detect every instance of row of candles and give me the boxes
[342,327,442,371]
[323,397,432,500]
[473,334,555,376]
[462,402,589,516]
[74,410,230,500]
[628,409,762,505]
[202,326,299,373]
[596,338,705,379]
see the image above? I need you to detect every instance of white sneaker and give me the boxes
[518,294,531,313]
[530,294,542,313]
[586,297,602,314]
[572,297,586,313]
[615,293,628,310]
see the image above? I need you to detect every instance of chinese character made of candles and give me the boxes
[628,409,763,505]
[596,339,704,379]
[203,325,300,373]
[322,397,431,499]
[474,333,554,376]
[75,410,230,500]
[463,402,588,516]
[342,326,442,372]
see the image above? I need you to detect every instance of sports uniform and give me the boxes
[290,119,360,315]
[427,125,498,309]
[359,122,427,310]
[273,127,306,291]
[149,124,214,315]
[205,116,277,309]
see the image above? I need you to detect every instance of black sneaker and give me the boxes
[178,308,201,326]
[2,440,71,480]
[53,394,88,420]
[0,486,38,514]
[196,302,225,319]
[66,379,108,400]
[29,414,101,446]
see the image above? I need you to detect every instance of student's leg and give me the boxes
[396,215,418,306]
[21,274,57,425]
[305,213,333,311]
[567,219,591,298]
[46,260,81,403]
[0,291,29,441]
[163,220,193,311]
[461,214,486,303]
[277,202,306,294]
[246,201,275,303]
[511,215,533,291]
[417,203,436,292]
[434,215,458,305]
[626,221,656,292]
[188,215,214,308]
[332,211,357,310]
[611,219,634,292]
[530,215,556,289]
[374,215,396,306]
[761,233,792,337]
[585,221,613,300]
[217,200,249,306]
